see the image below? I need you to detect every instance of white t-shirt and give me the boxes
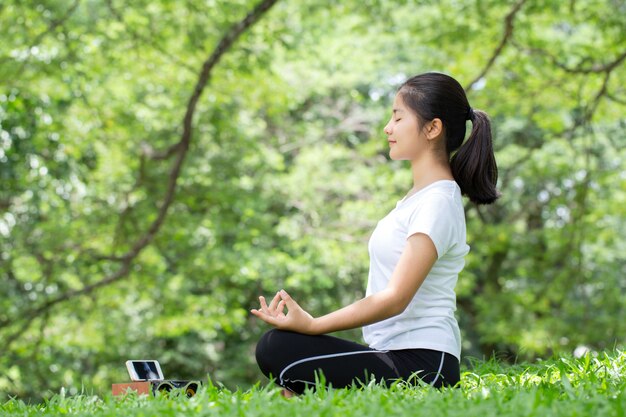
[362,180,469,360]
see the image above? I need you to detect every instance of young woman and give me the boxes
[251,72,499,395]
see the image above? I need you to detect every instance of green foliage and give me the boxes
[1,0,625,401]
[1,352,626,417]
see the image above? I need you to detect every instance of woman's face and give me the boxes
[383,93,427,161]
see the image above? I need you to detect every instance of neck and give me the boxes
[409,152,454,192]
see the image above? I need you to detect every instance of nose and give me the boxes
[384,121,392,135]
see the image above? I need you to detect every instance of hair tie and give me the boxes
[467,107,476,122]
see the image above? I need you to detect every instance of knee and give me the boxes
[255,329,279,365]
[255,329,288,377]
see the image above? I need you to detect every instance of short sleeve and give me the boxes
[406,194,457,259]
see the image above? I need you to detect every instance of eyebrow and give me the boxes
[393,108,405,114]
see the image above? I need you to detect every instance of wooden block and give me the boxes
[112,381,151,396]
[112,380,202,397]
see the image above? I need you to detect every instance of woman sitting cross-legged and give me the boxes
[251,72,499,395]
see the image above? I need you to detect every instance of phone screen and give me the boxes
[129,361,161,380]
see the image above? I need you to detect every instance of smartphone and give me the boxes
[125,360,164,381]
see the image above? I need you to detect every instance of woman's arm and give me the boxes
[251,232,438,334]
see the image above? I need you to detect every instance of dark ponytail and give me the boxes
[450,109,500,204]
[399,72,500,205]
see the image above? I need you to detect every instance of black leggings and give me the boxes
[255,329,460,394]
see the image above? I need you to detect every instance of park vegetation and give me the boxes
[2,352,626,417]
[1,0,625,401]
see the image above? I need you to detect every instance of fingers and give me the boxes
[259,296,270,315]
[252,289,314,333]
[268,291,281,312]
[250,308,278,326]
[276,299,286,315]
[253,290,295,326]
[258,291,289,314]
[279,289,298,309]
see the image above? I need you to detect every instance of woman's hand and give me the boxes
[251,290,317,334]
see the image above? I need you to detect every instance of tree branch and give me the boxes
[606,92,626,105]
[465,0,527,91]
[517,45,626,75]
[584,71,612,120]
[140,140,183,160]
[0,0,280,337]
[557,62,621,138]
[511,21,626,73]
[510,38,626,138]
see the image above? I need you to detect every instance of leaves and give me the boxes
[1,0,625,400]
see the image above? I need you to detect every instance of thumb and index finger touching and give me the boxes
[250,289,298,316]
[277,289,298,308]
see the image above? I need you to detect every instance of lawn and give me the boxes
[2,351,624,417]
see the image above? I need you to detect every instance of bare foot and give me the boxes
[280,388,296,398]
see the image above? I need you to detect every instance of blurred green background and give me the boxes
[1,0,625,401]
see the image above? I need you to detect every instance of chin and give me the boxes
[389,150,407,161]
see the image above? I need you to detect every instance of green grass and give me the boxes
[2,351,625,417]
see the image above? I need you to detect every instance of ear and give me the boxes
[425,118,444,141]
